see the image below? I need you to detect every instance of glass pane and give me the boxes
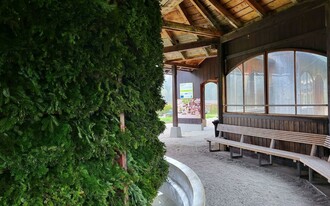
[269,106,295,114]
[226,66,243,112]
[245,106,264,113]
[297,106,328,116]
[227,106,243,113]
[296,52,327,115]
[268,51,295,114]
[244,55,265,113]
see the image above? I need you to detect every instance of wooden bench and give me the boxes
[205,124,330,183]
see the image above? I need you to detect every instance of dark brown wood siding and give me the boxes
[225,3,327,72]
[177,57,219,96]
[177,57,219,124]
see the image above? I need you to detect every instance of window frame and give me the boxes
[225,49,328,116]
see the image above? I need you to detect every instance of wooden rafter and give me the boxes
[243,0,267,17]
[163,30,187,60]
[177,3,194,25]
[162,21,222,37]
[190,0,222,30]
[168,53,217,62]
[161,0,184,14]
[176,3,211,57]
[164,38,219,53]
[206,0,242,28]
[164,61,200,70]
[163,29,179,45]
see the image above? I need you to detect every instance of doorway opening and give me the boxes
[202,81,218,127]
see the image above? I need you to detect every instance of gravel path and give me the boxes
[159,123,330,206]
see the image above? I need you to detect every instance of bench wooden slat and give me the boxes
[205,137,306,161]
[208,124,330,182]
[219,125,325,140]
[301,156,330,180]
[217,124,326,146]
[324,136,330,149]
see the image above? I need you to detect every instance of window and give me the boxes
[296,52,327,115]
[244,55,264,113]
[226,50,327,116]
[226,66,243,112]
[268,51,295,114]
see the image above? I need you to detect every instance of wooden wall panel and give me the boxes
[177,57,219,124]
[225,4,327,71]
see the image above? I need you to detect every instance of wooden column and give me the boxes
[170,65,182,137]
[172,65,179,127]
[327,2,330,134]
[218,41,225,123]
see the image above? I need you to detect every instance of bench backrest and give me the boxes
[217,124,327,146]
[325,136,330,149]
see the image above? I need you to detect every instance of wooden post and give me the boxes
[170,65,182,137]
[201,83,206,127]
[172,65,179,127]
[218,40,225,123]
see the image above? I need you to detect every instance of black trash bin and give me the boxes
[212,120,220,137]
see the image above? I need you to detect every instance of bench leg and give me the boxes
[297,161,301,177]
[230,147,243,158]
[309,168,313,182]
[208,141,221,152]
[258,153,273,166]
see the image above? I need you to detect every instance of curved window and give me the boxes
[244,55,264,113]
[226,66,243,112]
[268,51,295,114]
[226,50,327,116]
[296,52,327,115]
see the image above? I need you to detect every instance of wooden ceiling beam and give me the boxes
[220,0,322,43]
[162,21,222,37]
[163,30,188,60]
[206,0,242,28]
[167,53,217,61]
[164,61,200,70]
[243,0,267,17]
[190,0,223,30]
[164,38,219,53]
[161,0,184,14]
[177,4,194,25]
[176,4,211,57]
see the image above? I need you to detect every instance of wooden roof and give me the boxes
[161,0,302,72]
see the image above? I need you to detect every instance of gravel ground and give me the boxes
[159,122,330,206]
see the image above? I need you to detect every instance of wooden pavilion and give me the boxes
[161,0,330,162]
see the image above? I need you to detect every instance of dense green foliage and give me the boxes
[0,0,167,205]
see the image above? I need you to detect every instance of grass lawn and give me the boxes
[159,113,217,124]
[159,116,172,123]
[206,113,218,119]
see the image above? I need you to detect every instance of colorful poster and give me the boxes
[178,98,201,118]
[180,83,193,99]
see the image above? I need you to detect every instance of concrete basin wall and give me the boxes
[155,156,205,206]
